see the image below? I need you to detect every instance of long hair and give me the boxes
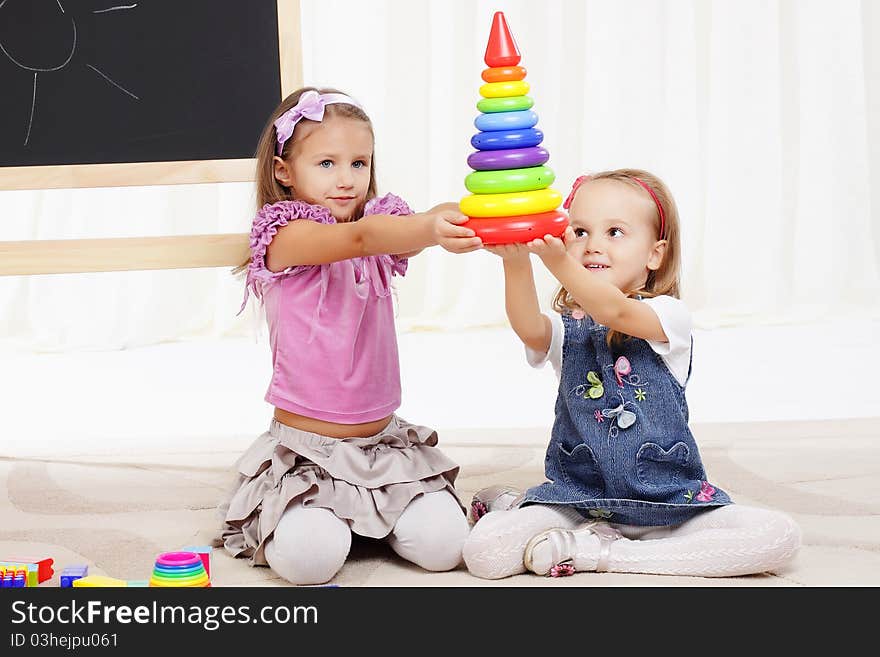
[551,168,682,349]
[234,86,378,275]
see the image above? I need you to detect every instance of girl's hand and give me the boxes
[433,209,483,254]
[485,243,530,261]
[526,227,575,268]
[428,201,462,214]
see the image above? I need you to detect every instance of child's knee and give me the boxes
[265,506,352,585]
[462,510,511,566]
[390,492,469,571]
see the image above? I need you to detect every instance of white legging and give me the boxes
[463,503,802,580]
[264,490,469,585]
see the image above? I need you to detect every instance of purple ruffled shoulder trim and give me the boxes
[240,200,335,312]
[363,193,414,276]
[364,192,414,218]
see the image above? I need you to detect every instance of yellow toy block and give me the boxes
[72,575,128,587]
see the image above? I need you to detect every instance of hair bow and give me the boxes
[273,90,362,155]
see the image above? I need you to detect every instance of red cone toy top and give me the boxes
[484,12,520,67]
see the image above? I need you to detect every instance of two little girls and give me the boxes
[219,87,800,584]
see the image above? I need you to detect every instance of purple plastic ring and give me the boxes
[467,147,550,171]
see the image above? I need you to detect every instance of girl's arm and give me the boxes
[391,202,464,260]
[528,228,667,343]
[486,244,552,354]
[266,208,481,271]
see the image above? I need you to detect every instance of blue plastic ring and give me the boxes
[471,128,544,151]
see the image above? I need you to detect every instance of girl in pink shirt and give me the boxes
[217,87,480,585]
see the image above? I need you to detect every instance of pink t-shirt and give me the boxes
[242,194,412,423]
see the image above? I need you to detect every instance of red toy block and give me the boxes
[4,557,53,583]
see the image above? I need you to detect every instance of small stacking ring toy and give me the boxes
[474,109,538,132]
[479,80,530,98]
[465,211,568,245]
[460,188,563,217]
[467,146,549,171]
[477,96,534,113]
[149,551,210,587]
[471,128,543,151]
[481,66,527,83]
[465,165,555,194]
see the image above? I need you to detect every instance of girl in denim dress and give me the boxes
[464,169,801,579]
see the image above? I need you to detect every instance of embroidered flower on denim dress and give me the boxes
[684,481,717,503]
[605,356,649,390]
[601,393,638,438]
[696,481,717,501]
[635,388,647,401]
[572,371,604,400]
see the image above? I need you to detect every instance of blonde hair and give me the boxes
[551,168,682,349]
[234,86,377,275]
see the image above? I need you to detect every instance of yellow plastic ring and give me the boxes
[460,188,563,217]
[479,80,530,99]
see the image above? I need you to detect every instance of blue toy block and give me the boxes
[60,565,89,588]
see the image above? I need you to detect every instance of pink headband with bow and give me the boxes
[274,90,363,155]
[563,174,667,240]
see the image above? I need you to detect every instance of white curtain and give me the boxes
[1,0,878,350]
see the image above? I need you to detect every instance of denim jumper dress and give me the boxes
[521,312,732,526]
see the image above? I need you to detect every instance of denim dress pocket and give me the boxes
[636,441,693,489]
[556,442,605,498]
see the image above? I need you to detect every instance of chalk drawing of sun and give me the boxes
[0,0,140,146]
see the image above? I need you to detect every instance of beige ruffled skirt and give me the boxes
[216,415,463,565]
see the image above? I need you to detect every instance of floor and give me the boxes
[1,321,878,586]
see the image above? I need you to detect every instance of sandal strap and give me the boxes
[588,522,622,573]
[472,485,523,510]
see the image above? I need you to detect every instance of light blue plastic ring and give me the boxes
[474,110,539,132]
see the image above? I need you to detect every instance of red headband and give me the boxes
[563,174,666,240]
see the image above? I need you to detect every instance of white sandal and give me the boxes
[523,521,622,577]
[469,485,524,522]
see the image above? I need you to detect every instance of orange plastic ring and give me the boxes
[481,66,527,83]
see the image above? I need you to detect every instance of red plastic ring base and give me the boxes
[465,210,568,245]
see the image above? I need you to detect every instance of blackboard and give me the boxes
[0,0,283,168]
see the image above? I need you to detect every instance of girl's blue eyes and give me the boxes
[319,160,367,169]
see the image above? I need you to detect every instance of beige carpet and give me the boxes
[2,418,879,587]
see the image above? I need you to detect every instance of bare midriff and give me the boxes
[273,407,392,439]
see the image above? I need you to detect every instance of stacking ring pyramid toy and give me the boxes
[149,551,210,587]
[460,12,567,245]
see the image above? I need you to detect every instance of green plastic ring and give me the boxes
[477,96,534,113]
[465,166,555,195]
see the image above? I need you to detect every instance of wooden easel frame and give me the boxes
[0,0,302,276]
